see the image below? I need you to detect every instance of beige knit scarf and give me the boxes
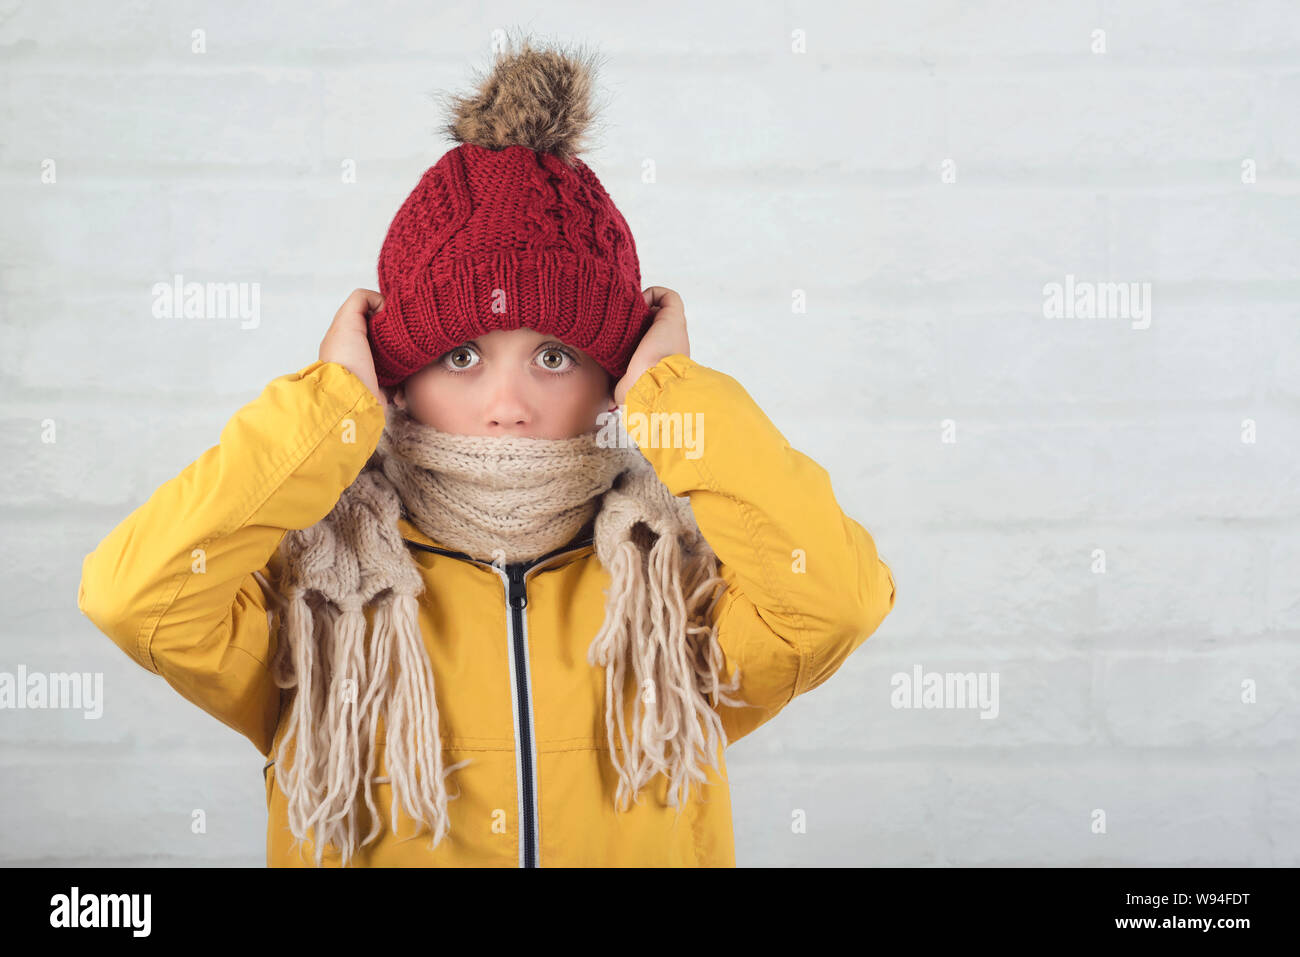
[260,402,749,867]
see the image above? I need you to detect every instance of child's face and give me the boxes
[392,327,617,439]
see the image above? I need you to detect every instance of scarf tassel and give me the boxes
[272,586,469,867]
[589,527,748,816]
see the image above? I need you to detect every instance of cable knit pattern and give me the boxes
[367,142,653,388]
[379,401,631,564]
[367,37,653,387]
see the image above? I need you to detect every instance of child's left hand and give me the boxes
[613,286,691,407]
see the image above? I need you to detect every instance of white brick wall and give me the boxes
[3,1,1297,866]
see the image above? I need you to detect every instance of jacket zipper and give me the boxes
[400,534,594,868]
[504,562,536,868]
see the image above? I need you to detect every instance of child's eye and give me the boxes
[441,345,480,372]
[439,343,578,375]
[537,346,578,374]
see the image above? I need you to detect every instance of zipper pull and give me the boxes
[506,564,528,609]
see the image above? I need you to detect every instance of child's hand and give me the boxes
[319,289,395,408]
[613,286,690,407]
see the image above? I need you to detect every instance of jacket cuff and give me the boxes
[624,353,698,416]
[299,360,384,422]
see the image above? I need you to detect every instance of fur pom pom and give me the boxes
[439,31,605,164]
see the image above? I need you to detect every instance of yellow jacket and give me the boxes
[78,353,896,866]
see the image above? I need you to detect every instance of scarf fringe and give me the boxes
[588,528,747,815]
[271,586,469,867]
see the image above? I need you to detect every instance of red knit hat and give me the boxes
[367,36,654,388]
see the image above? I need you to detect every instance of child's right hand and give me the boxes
[319,289,394,408]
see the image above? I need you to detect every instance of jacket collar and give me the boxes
[396,515,444,551]
[398,515,597,570]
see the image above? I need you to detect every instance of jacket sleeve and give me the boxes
[77,360,387,757]
[622,353,897,746]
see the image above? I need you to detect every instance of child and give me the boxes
[77,35,897,868]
